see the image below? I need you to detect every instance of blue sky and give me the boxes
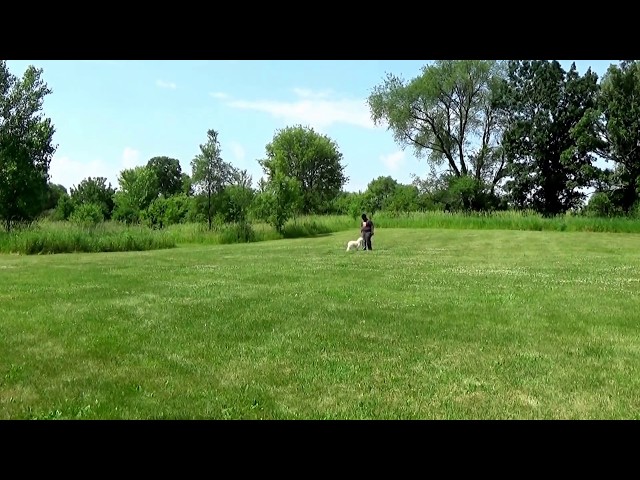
[6,60,618,194]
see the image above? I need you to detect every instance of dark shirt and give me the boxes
[361,219,373,233]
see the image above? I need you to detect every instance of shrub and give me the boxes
[69,203,104,225]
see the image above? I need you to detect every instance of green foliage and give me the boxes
[142,196,169,228]
[363,176,400,214]
[70,177,116,220]
[163,193,191,225]
[385,184,420,214]
[232,168,253,190]
[368,60,508,205]
[0,221,175,254]
[252,173,302,233]
[0,61,57,231]
[52,195,75,221]
[217,221,256,244]
[69,203,104,225]
[181,172,194,196]
[222,185,255,223]
[494,60,601,216]
[11,59,640,240]
[259,125,348,214]
[281,219,333,238]
[571,61,640,213]
[111,192,140,224]
[44,183,68,212]
[191,129,236,230]
[117,165,158,212]
[146,156,183,197]
[283,210,640,234]
[583,192,622,218]
[166,221,280,245]
[141,194,191,229]
[330,191,368,219]
[184,194,209,224]
[445,174,503,212]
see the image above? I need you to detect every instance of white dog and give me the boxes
[346,237,364,251]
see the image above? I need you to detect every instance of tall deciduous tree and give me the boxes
[364,176,400,214]
[259,125,348,214]
[115,165,159,213]
[493,60,600,216]
[191,129,236,230]
[368,60,507,210]
[0,61,57,231]
[146,156,183,198]
[572,60,640,213]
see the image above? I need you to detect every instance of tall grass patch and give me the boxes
[293,210,640,234]
[0,221,176,255]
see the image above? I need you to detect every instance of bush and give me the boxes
[164,194,191,225]
[69,203,104,225]
[52,196,75,221]
[584,192,621,218]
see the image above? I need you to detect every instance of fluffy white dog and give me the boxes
[346,237,364,251]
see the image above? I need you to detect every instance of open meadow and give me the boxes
[2,225,640,419]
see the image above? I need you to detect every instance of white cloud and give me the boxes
[229,141,246,163]
[121,147,143,169]
[49,147,147,191]
[210,91,229,99]
[49,156,113,191]
[222,88,377,131]
[380,151,406,172]
[291,88,333,99]
[156,79,177,89]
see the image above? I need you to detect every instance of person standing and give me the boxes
[360,213,374,251]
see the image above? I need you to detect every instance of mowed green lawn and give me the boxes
[2,228,640,419]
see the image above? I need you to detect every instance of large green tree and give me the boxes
[368,60,508,210]
[146,156,183,198]
[572,60,640,213]
[112,165,159,222]
[363,176,400,214]
[0,61,57,230]
[191,129,236,230]
[259,125,348,214]
[493,60,600,216]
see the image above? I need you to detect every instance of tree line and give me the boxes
[2,59,640,233]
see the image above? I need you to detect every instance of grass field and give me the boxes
[2,227,640,419]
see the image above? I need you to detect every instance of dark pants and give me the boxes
[363,231,372,250]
